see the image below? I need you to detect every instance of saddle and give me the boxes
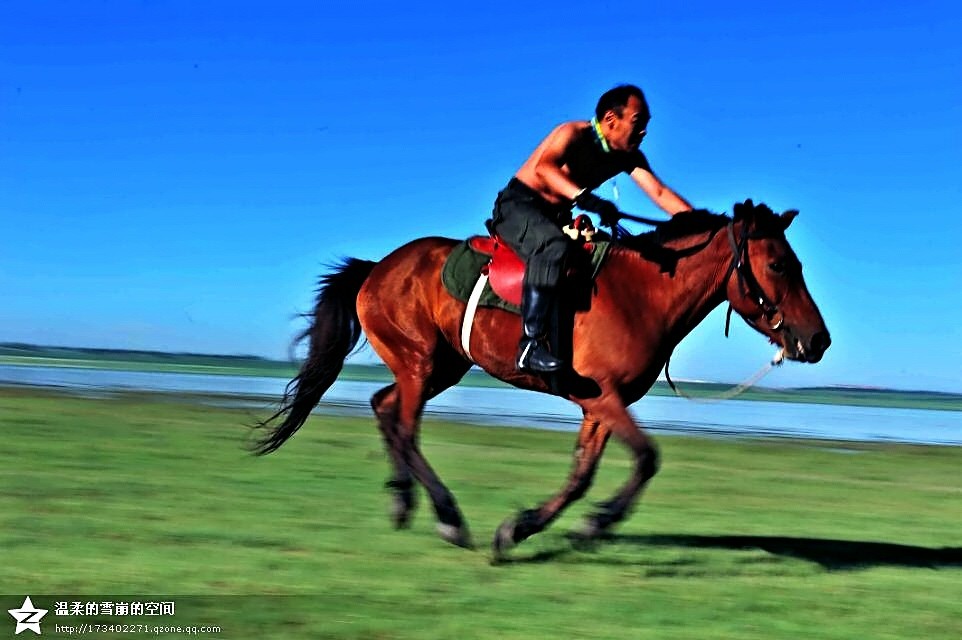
[441,216,610,364]
[441,215,610,314]
[466,235,525,306]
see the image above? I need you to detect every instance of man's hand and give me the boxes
[574,190,622,227]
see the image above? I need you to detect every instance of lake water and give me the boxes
[1,365,959,446]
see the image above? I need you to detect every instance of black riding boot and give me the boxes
[516,284,564,373]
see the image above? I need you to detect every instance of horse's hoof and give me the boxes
[389,495,412,529]
[491,518,517,563]
[577,517,605,540]
[436,523,474,549]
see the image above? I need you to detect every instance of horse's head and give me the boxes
[726,199,831,363]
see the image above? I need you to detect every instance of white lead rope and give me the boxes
[668,348,786,403]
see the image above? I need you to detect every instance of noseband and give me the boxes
[722,221,784,336]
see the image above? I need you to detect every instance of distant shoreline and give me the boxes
[1,343,960,412]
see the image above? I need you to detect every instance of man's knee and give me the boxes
[531,237,569,287]
[527,249,568,288]
[540,235,569,261]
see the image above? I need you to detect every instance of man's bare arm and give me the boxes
[630,166,692,215]
[531,123,586,201]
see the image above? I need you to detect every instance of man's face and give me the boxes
[605,95,649,152]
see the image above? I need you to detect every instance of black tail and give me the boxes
[251,258,377,455]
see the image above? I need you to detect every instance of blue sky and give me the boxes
[2,1,960,392]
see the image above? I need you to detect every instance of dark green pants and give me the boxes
[489,178,572,288]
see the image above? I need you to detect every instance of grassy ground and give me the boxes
[1,388,960,639]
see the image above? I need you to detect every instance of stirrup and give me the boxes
[517,338,563,373]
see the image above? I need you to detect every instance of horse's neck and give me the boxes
[664,230,732,335]
[619,229,732,339]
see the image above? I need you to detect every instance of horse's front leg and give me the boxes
[492,412,611,560]
[578,396,660,539]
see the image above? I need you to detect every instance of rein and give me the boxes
[724,221,784,336]
[664,219,786,401]
[617,210,669,227]
[608,211,672,242]
[664,348,785,403]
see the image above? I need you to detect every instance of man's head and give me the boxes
[596,85,650,152]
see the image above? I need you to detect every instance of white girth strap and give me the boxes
[460,273,489,362]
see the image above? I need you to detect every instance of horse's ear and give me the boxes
[733,198,755,221]
[780,209,799,229]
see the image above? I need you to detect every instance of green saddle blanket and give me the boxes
[441,239,612,314]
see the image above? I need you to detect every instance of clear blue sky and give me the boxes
[2,1,960,392]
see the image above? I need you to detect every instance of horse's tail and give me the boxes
[250,257,377,455]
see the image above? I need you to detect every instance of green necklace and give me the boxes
[590,117,611,153]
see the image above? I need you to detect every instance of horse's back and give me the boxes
[357,236,465,358]
[361,236,459,297]
[380,235,461,257]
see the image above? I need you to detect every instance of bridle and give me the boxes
[616,212,788,335]
[614,212,786,332]
[722,219,785,337]
[664,217,787,397]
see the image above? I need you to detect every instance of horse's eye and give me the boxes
[769,261,786,275]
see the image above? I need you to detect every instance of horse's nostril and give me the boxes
[810,330,831,354]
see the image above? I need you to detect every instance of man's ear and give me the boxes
[602,110,617,126]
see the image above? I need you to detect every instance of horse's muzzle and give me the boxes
[783,329,831,363]
[807,330,832,362]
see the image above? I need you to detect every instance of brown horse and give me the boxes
[252,199,830,558]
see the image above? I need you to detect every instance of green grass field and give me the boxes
[1,388,960,639]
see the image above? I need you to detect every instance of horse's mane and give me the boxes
[617,200,790,254]
[618,209,730,252]
[612,201,789,275]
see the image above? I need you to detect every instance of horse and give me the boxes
[252,199,830,558]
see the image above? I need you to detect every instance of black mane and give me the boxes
[610,201,790,275]
[618,208,730,252]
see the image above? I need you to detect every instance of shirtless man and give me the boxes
[489,84,692,373]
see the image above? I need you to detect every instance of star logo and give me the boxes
[8,596,47,635]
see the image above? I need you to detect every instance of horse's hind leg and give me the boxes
[493,413,611,559]
[371,384,416,529]
[392,366,474,548]
[367,323,473,547]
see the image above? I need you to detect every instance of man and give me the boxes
[489,84,692,374]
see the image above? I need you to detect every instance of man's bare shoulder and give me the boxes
[552,120,590,135]
[543,120,590,146]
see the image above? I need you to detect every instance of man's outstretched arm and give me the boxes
[630,166,692,215]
